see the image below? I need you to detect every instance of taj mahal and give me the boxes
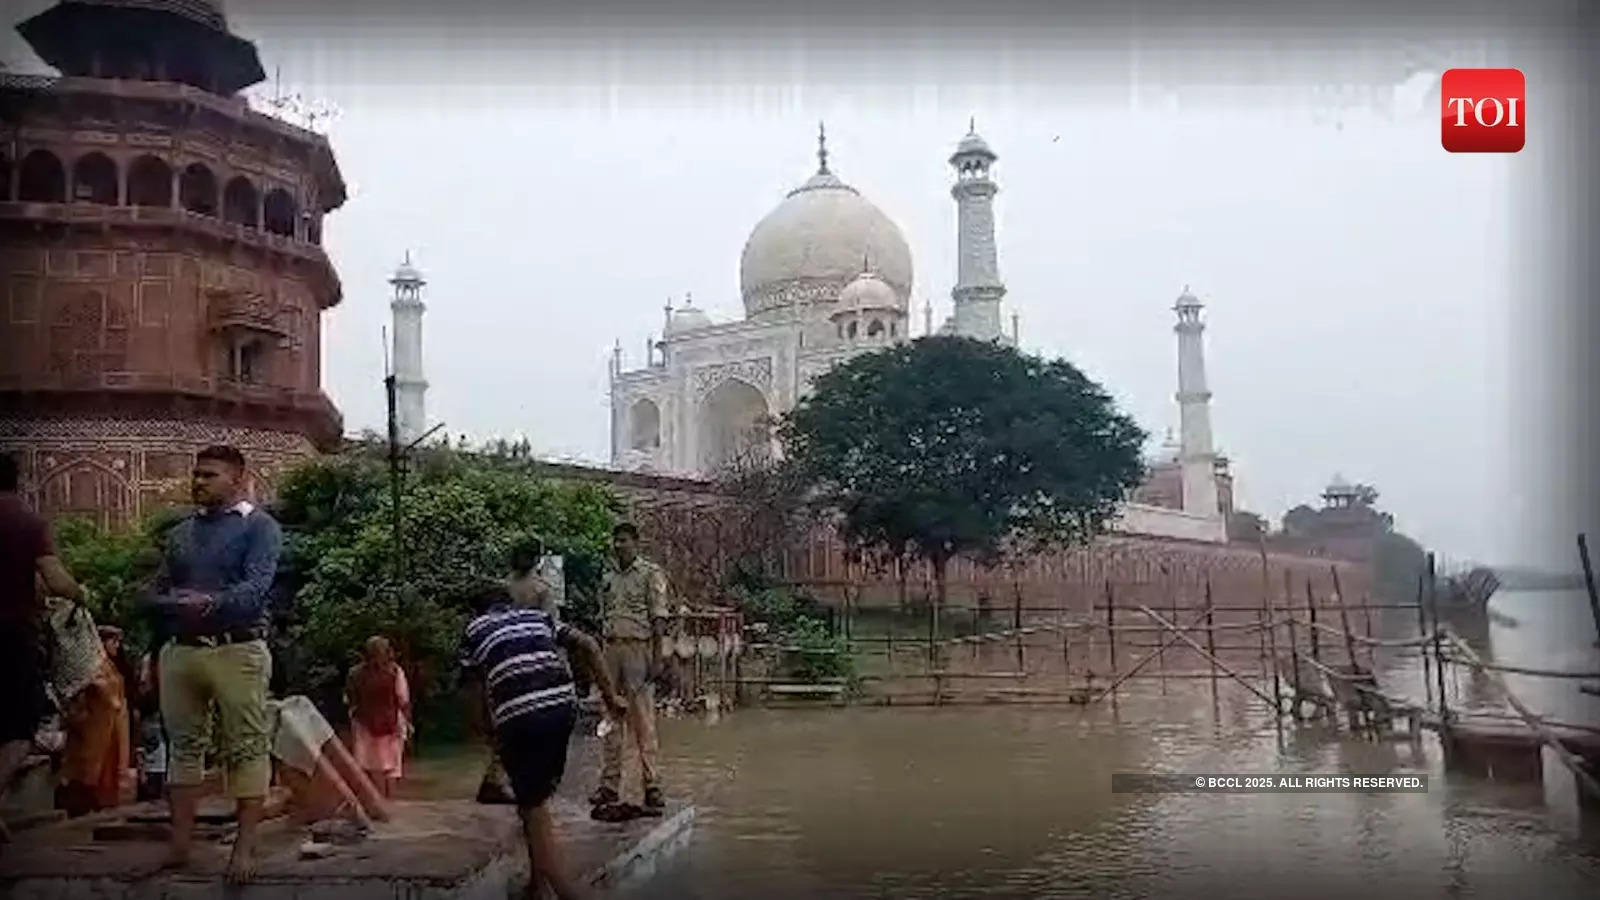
[591,122,1236,544]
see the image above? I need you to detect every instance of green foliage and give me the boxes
[53,510,183,654]
[728,580,853,685]
[273,442,622,723]
[780,336,1147,596]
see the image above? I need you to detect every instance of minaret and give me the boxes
[1174,286,1219,517]
[389,253,428,447]
[948,118,1006,341]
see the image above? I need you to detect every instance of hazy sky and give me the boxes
[8,2,1575,568]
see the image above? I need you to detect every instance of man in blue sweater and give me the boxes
[144,445,281,883]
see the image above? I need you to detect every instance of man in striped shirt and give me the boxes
[460,584,624,900]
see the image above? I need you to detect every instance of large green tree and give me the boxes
[780,336,1147,611]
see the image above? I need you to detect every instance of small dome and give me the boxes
[1158,428,1181,463]
[667,306,713,334]
[952,131,996,162]
[390,255,424,285]
[834,269,898,316]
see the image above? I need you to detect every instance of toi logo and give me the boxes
[1441,68,1525,153]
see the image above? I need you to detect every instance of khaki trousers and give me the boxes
[599,639,659,794]
[159,639,272,799]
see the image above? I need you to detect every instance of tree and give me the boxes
[780,336,1147,617]
[272,441,620,729]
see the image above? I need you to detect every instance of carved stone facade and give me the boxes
[0,5,347,526]
[691,357,773,401]
[0,416,316,529]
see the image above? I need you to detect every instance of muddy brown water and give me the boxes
[408,590,1600,899]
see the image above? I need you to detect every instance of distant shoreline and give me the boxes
[1494,570,1587,592]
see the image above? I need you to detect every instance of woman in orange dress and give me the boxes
[57,626,131,817]
[344,637,410,798]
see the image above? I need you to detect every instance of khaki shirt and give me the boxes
[600,557,670,641]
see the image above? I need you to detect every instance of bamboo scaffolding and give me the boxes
[1440,630,1600,805]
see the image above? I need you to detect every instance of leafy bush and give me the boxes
[52,442,621,737]
[273,443,621,729]
[729,582,853,685]
[53,510,183,655]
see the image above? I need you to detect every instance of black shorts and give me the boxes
[494,704,577,808]
[0,625,47,743]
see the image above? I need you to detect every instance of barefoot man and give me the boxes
[144,446,281,882]
[460,583,627,899]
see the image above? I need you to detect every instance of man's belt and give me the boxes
[173,627,267,647]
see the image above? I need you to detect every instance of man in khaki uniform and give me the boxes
[589,522,670,813]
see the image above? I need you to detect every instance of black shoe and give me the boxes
[588,786,619,808]
[642,786,665,812]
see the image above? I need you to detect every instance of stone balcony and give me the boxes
[207,289,290,337]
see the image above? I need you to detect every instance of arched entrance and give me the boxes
[629,399,662,451]
[697,379,770,474]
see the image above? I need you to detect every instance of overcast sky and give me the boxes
[9,2,1587,570]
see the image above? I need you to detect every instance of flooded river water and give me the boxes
[609,589,1599,899]
[406,590,1599,898]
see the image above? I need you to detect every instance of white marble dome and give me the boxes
[739,167,912,322]
[834,269,899,315]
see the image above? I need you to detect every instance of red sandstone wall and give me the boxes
[0,239,324,396]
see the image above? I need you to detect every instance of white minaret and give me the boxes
[948,119,1006,342]
[389,253,428,447]
[1174,286,1219,517]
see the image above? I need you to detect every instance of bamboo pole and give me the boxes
[1305,579,1322,668]
[1089,605,1216,701]
[1105,580,1118,683]
[1442,630,1600,805]
[1579,534,1600,646]
[1205,580,1219,702]
[1416,573,1432,709]
[1428,554,1448,721]
[1258,545,1281,712]
[1284,571,1304,720]
[1331,567,1361,674]
[1158,566,1170,695]
[1133,604,1277,706]
[1013,580,1025,675]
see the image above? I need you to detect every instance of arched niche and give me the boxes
[697,378,771,473]
[127,155,173,207]
[629,398,662,451]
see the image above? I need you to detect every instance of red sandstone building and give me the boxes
[0,0,346,527]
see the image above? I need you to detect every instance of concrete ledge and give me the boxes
[1,798,696,900]
[590,805,697,890]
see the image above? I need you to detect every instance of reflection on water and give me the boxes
[615,590,1600,899]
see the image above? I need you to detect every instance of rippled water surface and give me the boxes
[610,590,1600,899]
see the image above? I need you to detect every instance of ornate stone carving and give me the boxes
[692,357,773,401]
[745,276,909,317]
[0,416,318,524]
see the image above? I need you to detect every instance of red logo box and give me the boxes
[1441,68,1525,153]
